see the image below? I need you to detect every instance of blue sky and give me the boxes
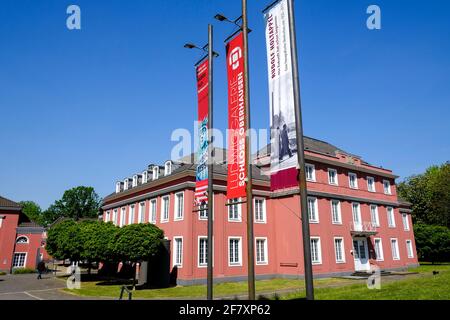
[0,0,449,209]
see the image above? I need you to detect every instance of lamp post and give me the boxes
[184,24,218,300]
[214,0,256,300]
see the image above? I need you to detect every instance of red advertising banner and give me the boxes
[226,33,247,199]
[195,59,209,205]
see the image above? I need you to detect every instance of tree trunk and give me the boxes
[133,263,137,291]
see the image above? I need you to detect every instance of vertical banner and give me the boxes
[226,33,247,199]
[264,0,299,190]
[195,59,209,205]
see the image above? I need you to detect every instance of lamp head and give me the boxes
[214,14,229,22]
[184,43,197,49]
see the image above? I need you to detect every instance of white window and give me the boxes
[391,238,400,260]
[334,237,345,263]
[305,164,316,182]
[352,202,361,225]
[367,176,376,192]
[16,236,29,244]
[402,213,410,231]
[120,207,126,227]
[406,240,414,258]
[331,200,342,224]
[161,196,170,222]
[229,237,242,266]
[307,197,319,223]
[164,161,172,176]
[228,198,241,222]
[328,168,338,185]
[174,192,184,221]
[387,207,396,227]
[198,237,208,267]
[383,180,392,195]
[123,179,129,191]
[0,217,3,228]
[370,205,380,227]
[310,237,322,264]
[150,199,157,223]
[105,211,111,223]
[152,167,159,180]
[113,209,118,225]
[173,237,183,267]
[13,253,26,268]
[115,182,122,193]
[142,171,148,184]
[138,202,145,223]
[255,238,268,265]
[132,175,138,187]
[254,198,266,223]
[199,203,208,220]
[348,172,358,189]
[374,238,384,261]
[128,205,135,225]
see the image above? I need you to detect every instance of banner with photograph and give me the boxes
[195,59,209,205]
[264,0,299,190]
[226,32,247,199]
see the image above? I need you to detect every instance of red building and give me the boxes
[101,137,418,285]
[0,196,49,273]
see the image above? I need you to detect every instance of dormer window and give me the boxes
[132,175,138,187]
[123,179,130,191]
[142,171,148,184]
[164,161,172,176]
[152,167,159,180]
[115,182,122,193]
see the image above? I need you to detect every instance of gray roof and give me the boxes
[0,196,21,209]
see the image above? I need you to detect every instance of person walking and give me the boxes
[37,260,46,280]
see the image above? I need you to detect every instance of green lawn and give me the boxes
[62,263,450,300]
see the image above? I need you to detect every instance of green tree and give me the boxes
[414,224,450,263]
[110,223,164,287]
[398,162,450,228]
[19,201,43,225]
[46,219,83,262]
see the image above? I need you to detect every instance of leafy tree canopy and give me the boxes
[79,220,118,262]
[414,223,450,263]
[19,201,43,225]
[46,219,83,261]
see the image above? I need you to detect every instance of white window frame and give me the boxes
[161,196,170,223]
[120,207,126,227]
[254,197,267,223]
[174,192,184,221]
[152,167,159,180]
[307,197,319,223]
[305,163,316,182]
[105,210,111,223]
[330,200,342,224]
[113,209,118,226]
[370,204,380,227]
[132,175,138,187]
[228,198,242,222]
[142,171,148,184]
[16,236,29,244]
[348,172,358,189]
[198,236,208,268]
[128,205,135,225]
[228,237,243,267]
[391,238,400,260]
[333,237,346,263]
[374,238,384,261]
[387,207,396,228]
[310,237,322,265]
[255,237,269,265]
[402,213,410,231]
[406,240,414,258]
[198,203,208,220]
[164,161,172,176]
[123,179,129,191]
[149,199,157,223]
[138,202,145,223]
[173,236,183,268]
[328,168,338,185]
[115,182,122,193]
[12,252,27,268]
[383,180,392,195]
[367,176,376,192]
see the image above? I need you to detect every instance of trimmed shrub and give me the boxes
[13,268,36,274]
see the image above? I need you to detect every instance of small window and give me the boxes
[142,171,148,184]
[367,176,376,192]
[173,237,183,267]
[254,198,266,223]
[348,172,358,189]
[383,180,392,195]
[199,203,208,220]
[229,237,242,266]
[164,161,172,176]
[402,213,410,231]
[153,167,159,180]
[138,202,146,223]
[406,240,414,258]
[105,211,111,223]
[328,169,338,185]
[16,236,29,244]
[305,164,316,182]
[255,238,268,265]
[132,175,138,187]
[391,238,400,260]
[128,205,135,225]
[113,209,118,225]
[331,200,341,224]
[198,237,208,267]
[387,207,395,228]
[334,238,345,263]
[115,182,122,193]
[307,197,319,223]
[149,199,157,223]
[174,192,184,221]
[13,253,26,268]
[123,179,129,191]
[120,207,126,227]
[161,196,170,222]
[370,205,379,227]
[374,238,384,261]
[228,198,241,222]
[310,237,322,264]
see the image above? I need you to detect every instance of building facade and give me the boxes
[0,196,49,273]
[101,137,418,285]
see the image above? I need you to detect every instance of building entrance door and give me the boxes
[353,237,370,271]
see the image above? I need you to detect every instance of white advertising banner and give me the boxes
[264,0,298,178]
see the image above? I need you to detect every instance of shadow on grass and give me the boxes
[419,262,450,266]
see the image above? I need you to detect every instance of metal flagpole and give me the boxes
[207,23,214,301]
[287,0,314,300]
[242,0,256,300]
